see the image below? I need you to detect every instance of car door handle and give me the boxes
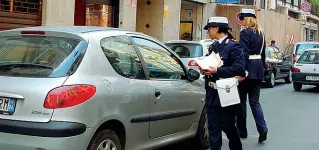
[155,90,161,99]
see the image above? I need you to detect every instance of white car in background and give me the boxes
[292,48,319,91]
[165,40,215,83]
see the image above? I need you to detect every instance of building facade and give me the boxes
[0,0,42,31]
[0,0,318,44]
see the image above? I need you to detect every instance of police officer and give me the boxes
[236,9,268,143]
[201,17,245,150]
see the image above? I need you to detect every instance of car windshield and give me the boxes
[165,43,203,58]
[0,35,86,78]
[297,50,319,64]
[296,43,319,55]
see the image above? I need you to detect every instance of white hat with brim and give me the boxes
[238,9,257,19]
[204,17,229,30]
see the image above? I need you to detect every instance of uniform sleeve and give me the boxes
[216,43,246,78]
[239,30,250,69]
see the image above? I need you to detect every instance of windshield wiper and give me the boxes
[0,63,53,70]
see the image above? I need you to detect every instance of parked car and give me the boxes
[283,42,319,64]
[264,46,293,88]
[292,48,319,91]
[0,27,209,150]
[165,40,215,83]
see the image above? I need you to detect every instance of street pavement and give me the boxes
[159,80,319,150]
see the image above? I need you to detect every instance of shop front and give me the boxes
[179,0,205,41]
[74,0,119,28]
[0,0,42,31]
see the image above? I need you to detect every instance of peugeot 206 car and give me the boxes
[292,48,319,91]
[0,26,209,150]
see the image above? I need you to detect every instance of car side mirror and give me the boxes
[187,69,200,82]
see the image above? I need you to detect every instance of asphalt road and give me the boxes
[159,80,319,150]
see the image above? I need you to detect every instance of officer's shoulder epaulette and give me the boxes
[226,39,230,44]
[226,39,237,44]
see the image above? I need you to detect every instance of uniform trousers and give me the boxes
[237,79,268,135]
[207,104,242,150]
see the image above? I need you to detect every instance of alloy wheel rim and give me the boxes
[271,73,275,86]
[97,139,117,150]
[289,70,292,82]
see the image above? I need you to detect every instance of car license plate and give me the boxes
[306,76,319,81]
[0,97,16,114]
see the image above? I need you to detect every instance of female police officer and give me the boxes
[236,9,268,143]
[200,17,245,150]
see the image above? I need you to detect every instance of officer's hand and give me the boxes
[198,67,205,75]
[235,76,245,82]
[204,66,217,75]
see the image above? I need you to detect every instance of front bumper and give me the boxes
[0,119,94,150]
[292,72,319,85]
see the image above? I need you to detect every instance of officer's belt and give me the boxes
[249,55,261,60]
[208,81,217,89]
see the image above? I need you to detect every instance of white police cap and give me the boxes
[204,17,229,30]
[238,8,257,18]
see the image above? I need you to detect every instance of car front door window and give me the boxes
[131,37,186,80]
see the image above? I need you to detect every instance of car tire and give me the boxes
[87,129,122,150]
[192,107,210,150]
[265,72,275,88]
[285,70,292,84]
[293,82,302,91]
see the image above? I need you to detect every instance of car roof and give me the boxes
[293,41,319,45]
[166,40,202,44]
[304,48,319,52]
[0,26,132,34]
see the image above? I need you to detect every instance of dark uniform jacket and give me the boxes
[239,28,266,80]
[205,38,245,107]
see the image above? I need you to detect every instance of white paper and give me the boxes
[196,52,222,70]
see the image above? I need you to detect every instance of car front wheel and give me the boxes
[192,107,210,149]
[88,129,122,150]
[265,72,275,88]
[293,82,302,91]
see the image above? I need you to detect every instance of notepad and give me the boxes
[196,52,222,70]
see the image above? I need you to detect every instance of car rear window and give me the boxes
[0,36,86,78]
[296,44,319,55]
[165,43,203,58]
[297,51,319,64]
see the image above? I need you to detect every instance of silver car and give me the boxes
[0,26,209,150]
